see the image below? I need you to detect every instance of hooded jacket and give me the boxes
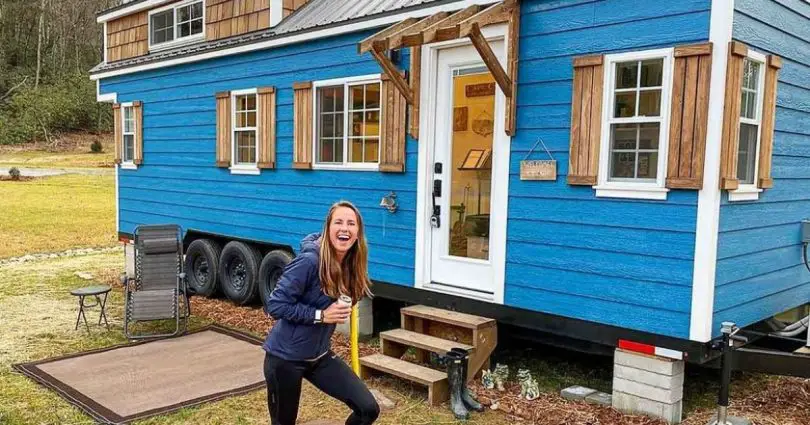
[262,233,337,361]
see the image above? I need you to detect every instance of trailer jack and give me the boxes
[707,322,751,425]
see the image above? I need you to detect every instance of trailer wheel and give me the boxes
[184,239,221,297]
[219,241,261,305]
[258,249,294,309]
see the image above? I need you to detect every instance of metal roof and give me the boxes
[92,0,458,75]
[274,0,448,34]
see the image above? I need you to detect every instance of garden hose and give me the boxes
[351,304,360,376]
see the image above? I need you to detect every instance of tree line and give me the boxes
[0,0,118,145]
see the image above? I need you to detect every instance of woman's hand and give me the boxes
[322,302,352,324]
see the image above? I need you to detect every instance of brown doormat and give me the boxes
[12,325,267,424]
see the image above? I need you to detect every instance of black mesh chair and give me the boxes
[124,224,191,339]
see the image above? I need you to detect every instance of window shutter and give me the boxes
[380,72,408,173]
[258,87,277,169]
[293,82,313,169]
[113,103,122,165]
[758,55,782,189]
[568,55,604,185]
[215,91,231,168]
[133,101,144,165]
[719,41,748,190]
[666,43,713,189]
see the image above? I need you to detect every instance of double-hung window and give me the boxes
[596,48,673,200]
[231,89,259,174]
[121,104,136,166]
[313,75,381,170]
[730,53,767,201]
[149,0,204,50]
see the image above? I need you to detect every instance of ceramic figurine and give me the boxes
[493,363,509,391]
[517,368,540,401]
[481,369,495,390]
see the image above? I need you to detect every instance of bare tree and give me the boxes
[35,0,46,89]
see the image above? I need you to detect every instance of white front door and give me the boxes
[418,32,510,302]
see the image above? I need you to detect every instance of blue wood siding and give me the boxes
[714,0,810,336]
[100,0,712,339]
[503,0,709,339]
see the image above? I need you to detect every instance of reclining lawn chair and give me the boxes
[124,224,192,339]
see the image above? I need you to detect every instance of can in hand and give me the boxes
[338,295,352,308]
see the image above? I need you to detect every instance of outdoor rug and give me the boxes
[12,325,267,424]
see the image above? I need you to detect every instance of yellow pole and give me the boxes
[350,304,361,376]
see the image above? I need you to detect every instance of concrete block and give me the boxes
[615,349,685,376]
[584,391,612,406]
[705,416,752,425]
[614,364,685,390]
[561,385,597,401]
[613,376,683,404]
[125,243,135,278]
[336,297,373,337]
[613,390,682,424]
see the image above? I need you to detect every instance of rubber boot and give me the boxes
[450,348,485,412]
[446,351,470,420]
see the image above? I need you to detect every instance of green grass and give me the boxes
[0,150,114,169]
[0,174,117,259]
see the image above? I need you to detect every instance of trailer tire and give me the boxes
[258,249,294,309]
[219,241,261,305]
[184,239,221,297]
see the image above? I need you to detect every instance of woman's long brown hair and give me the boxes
[319,201,373,303]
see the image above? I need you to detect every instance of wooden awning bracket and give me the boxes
[361,0,520,135]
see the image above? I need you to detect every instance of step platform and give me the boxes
[359,305,496,406]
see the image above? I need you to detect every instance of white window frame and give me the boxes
[594,48,675,201]
[312,74,382,171]
[120,102,137,170]
[729,50,767,202]
[147,0,205,52]
[230,88,260,175]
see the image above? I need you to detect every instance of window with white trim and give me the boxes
[122,105,135,163]
[313,76,381,170]
[736,57,764,185]
[596,48,673,200]
[232,90,258,167]
[149,0,204,50]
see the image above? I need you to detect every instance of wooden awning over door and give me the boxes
[358,0,520,136]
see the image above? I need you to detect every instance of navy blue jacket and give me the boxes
[263,233,337,361]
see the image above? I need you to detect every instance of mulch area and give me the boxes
[187,295,810,425]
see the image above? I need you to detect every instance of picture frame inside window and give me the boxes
[312,75,382,170]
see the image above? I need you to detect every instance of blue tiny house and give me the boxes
[93,0,810,359]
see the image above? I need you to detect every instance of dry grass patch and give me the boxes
[0,173,116,259]
[0,132,114,169]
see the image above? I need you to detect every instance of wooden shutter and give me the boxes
[215,91,231,167]
[719,41,748,190]
[567,55,604,185]
[293,82,313,169]
[409,46,421,140]
[133,101,144,165]
[666,43,713,189]
[380,72,408,173]
[258,87,277,169]
[113,103,122,165]
[758,55,782,189]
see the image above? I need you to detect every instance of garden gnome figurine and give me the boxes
[493,363,509,392]
[517,369,540,401]
[482,369,495,390]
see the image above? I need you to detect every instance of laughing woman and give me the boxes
[263,201,380,425]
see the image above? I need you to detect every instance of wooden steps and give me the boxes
[360,354,448,405]
[380,328,474,357]
[360,305,497,406]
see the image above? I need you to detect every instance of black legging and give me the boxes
[264,352,380,425]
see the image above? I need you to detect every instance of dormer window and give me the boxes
[149,0,204,50]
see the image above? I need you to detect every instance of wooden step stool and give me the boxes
[360,305,497,406]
